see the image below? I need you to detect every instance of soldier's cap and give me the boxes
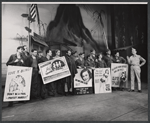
[72,51,77,55]
[79,52,84,56]
[38,50,43,53]
[106,49,111,52]
[17,46,23,50]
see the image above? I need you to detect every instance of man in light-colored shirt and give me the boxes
[127,48,146,92]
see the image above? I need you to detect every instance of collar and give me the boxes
[132,54,137,57]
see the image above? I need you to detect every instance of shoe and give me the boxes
[65,92,69,96]
[41,96,46,99]
[138,90,142,93]
[128,90,134,92]
[8,102,13,107]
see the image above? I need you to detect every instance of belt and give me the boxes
[131,64,139,66]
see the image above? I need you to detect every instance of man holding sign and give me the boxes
[6,46,25,107]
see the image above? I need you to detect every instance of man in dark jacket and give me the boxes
[28,49,40,100]
[6,46,25,107]
[65,50,77,95]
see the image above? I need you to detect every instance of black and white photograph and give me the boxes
[1,2,148,121]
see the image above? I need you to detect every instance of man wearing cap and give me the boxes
[127,48,146,92]
[6,46,25,107]
[85,54,96,69]
[113,51,126,64]
[103,49,115,68]
[90,49,96,62]
[72,51,79,61]
[75,52,85,68]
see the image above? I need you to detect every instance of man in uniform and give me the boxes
[103,49,115,68]
[65,50,77,95]
[127,48,146,92]
[75,52,85,69]
[90,49,96,62]
[113,51,126,64]
[85,54,96,69]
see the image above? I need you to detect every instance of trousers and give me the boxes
[130,66,141,90]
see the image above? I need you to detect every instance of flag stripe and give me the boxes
[29,4,36,20]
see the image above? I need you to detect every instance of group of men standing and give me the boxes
[6,45,146,107]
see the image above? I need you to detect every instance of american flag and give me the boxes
[29,4,37,21]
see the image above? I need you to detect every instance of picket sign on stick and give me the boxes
[38,56,71,84]
[3,65,32,102]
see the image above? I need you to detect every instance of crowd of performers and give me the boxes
[6,45,146,107]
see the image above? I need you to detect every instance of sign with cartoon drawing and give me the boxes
[3,66,32,102]
[94,68,111,94]
[74,68,93,95]
[38,56,71,84]
[111,63,128,87]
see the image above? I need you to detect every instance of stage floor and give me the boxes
[2,82,148,121]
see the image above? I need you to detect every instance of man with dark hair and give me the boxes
[22,45,30,67]
[127,48,146,93]
[53,49,64,96]
[28,49,39,99]
[37,50,48,99]
[75,52,85,68]
[6,46,25,107]
[6,46,25,66]
[41,49,56,97]
[65,50,77,95]
[113,51,126,64]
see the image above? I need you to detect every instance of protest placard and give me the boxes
[111,63,128,87]
[38,56,71,84]
[3,66,32,102]
[94,68,111,94]
[74,68,93,95]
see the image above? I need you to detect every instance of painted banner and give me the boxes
[94,68,111,94]
[74,68,93,95]
[111,63,128,87]
[38,56,71,84]
[3,66,32,102]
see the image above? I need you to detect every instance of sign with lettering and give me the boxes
[111,63,128,87]
[74,68,93,95]
[38,56,71,84]
[94,68,111,94]
[3,66,32,102]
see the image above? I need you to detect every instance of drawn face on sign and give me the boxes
[9,75,25,92]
